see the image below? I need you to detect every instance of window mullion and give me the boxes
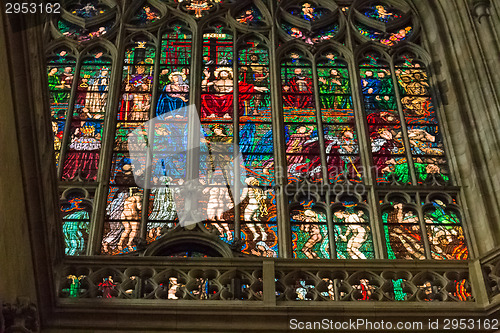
[370,188,387,259]
[184,22,202,223]
[57,54,81,180]
[269,24,291,259]
[389,60,418,185]
[233,30,241,242]
[325,192,337,259]
[311,57,330,185]
[415,191,433,259]
[139,31,162,242]
[348,71,376,187]
[87,23,126,255]
[344,10,374,186]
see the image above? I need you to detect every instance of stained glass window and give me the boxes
[281,2,338,44]
[236,5,265,26]
[238,38,278,257]
[47,48,76,166]
[103,37,155,254]
[395,52,450,184]
[317,51,360,183]
[423,196,468,260]
[281,51,321,182]
[60,191,92,256]
[333,199,374,259]
[354,3,413,46]
[45,0,467,260]
[360,51,410,184]
[382,194,425,260]
[60,49,112,181]
[291,201,330,259]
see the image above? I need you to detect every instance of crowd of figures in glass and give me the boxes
[47,48,111,181]
[46,0,464,260]
[359,50,449,185]
[360,52,409,184]
[395,53,449,184]
[318,52,360,183]
[281,52,320,182]
[280,51,360,183]
[47,49,76,166]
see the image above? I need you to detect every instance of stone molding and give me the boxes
[0,298,39,333]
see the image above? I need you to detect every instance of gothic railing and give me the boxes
[481,249,500,302]
[57,258,474,303]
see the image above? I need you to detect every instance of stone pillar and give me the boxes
[0,10,61,332]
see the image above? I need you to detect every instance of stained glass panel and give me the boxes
[318,52,361,183]
[361,5,403,23]
[241,224,278,257]
[47,49,76,166]
[281,23,338,45]
[396,54,450,184]
[167,0,226,19]
[68,0,108,18]
[201,25,234,120]
[157,24,192,118]
[382,200,425,260]
[281,53,322,183]
[62,50,112,181]
[291,202,330,259]
[356,23,412,46]
[333,201,374,259]
[131,5,161,25]
[61,194,91,256]
[101,40,155,254]
[287,2,329,21]
[236,6,264,26]
[103,186,144,255]
[57,19,112,41]
[360,53,410,184]
[424,199,468,260]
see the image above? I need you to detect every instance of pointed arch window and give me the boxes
[44,0,468,261]
[60,189,93,256]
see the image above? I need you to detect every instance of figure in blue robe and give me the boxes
[156,72,189,118]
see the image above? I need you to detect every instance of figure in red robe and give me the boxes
[201,67,268,119]
[282,68,314,109]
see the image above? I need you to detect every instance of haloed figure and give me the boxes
[156,71,189,118]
